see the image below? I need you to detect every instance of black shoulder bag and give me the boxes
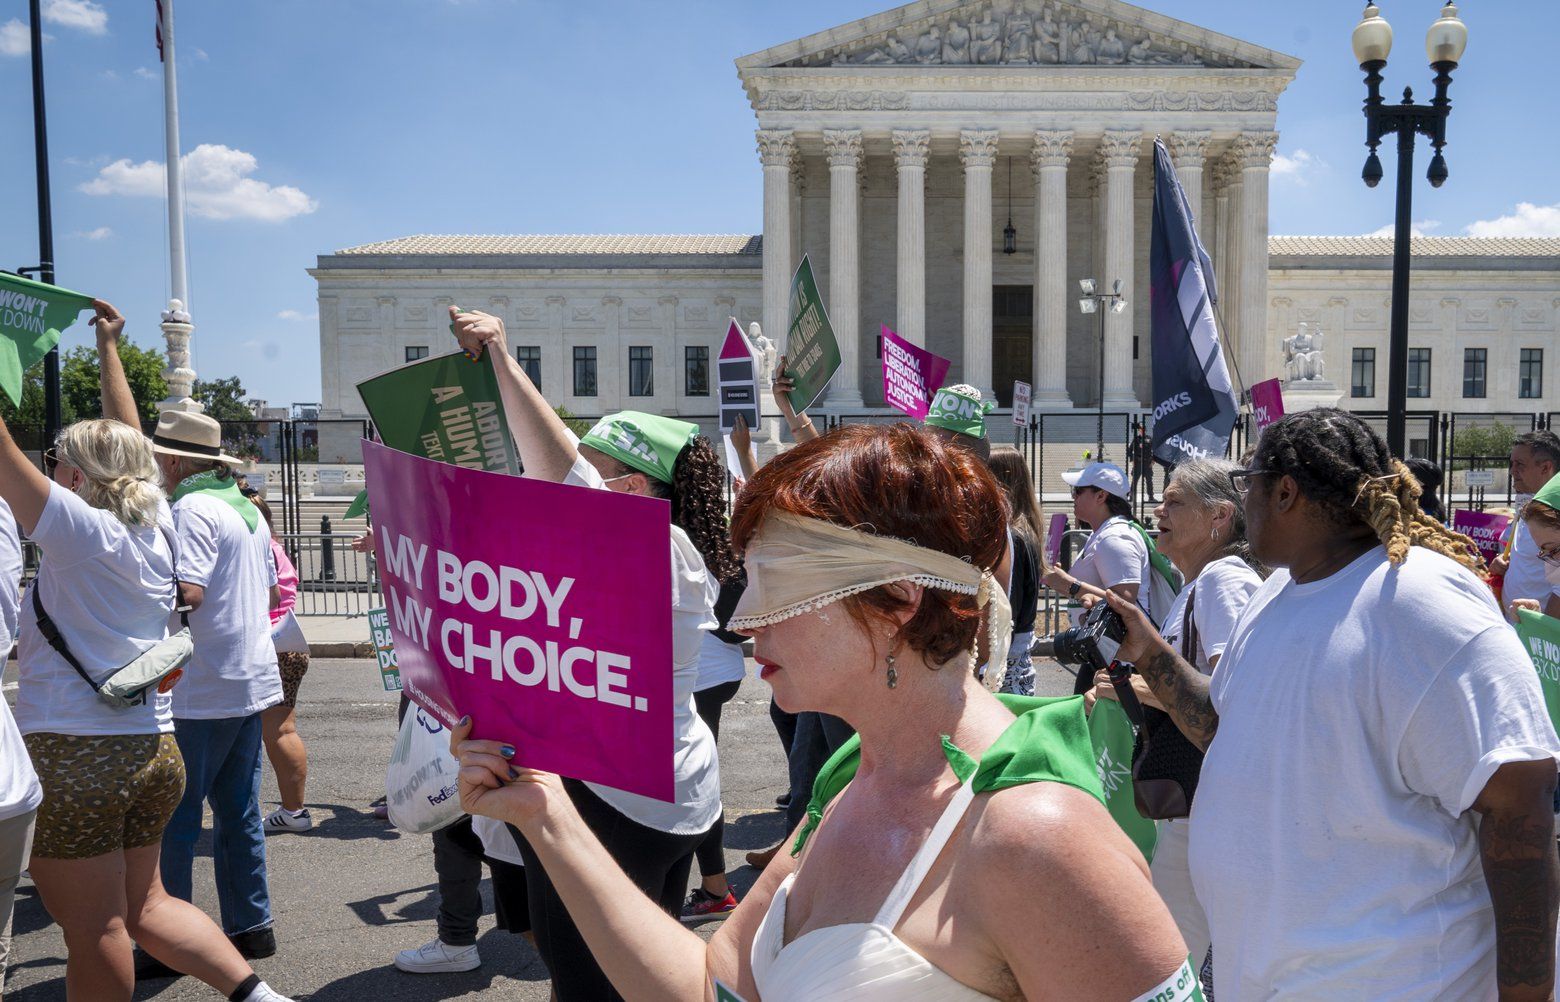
[1107,585,1206,820]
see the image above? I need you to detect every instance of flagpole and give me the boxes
[157,0,199,413]
[27,0,62,446]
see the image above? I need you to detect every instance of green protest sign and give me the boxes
[368,607,401,692]
[1516,609,1560,735]
[1087,700,1157,862]
[782,255,840,414]
[0,272,93,406]
[356,350,520,474]
[344,490,370,520]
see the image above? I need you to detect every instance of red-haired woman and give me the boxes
[449,415,1191,1000]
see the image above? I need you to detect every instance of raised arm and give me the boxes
[730,414,759,482]
[0,408,56,534]
[771,354,819,444]
[448,307,577,483]
[1101,589,1219,750]
[90,300,140,428]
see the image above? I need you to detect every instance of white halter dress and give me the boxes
[749,778,997,1001]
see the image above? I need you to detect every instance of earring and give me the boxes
[885,653,899,690]
[1209,524,1219,541]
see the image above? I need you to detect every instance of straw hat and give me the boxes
[150,411,245,465]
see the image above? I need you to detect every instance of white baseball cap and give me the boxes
[1062,462,1130,500]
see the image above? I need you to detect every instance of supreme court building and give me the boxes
[312,0,1560,456]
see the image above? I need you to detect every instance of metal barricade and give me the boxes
[281,532,381,617]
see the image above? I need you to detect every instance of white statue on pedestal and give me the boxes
[1283,322,1327,383]
[748,322,777,387]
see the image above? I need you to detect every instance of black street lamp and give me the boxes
[1353,1,1467,459]
[1078,278,1127,460]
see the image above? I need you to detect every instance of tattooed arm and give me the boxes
[1099,590,1220,750]
[1472,759,1559,1001]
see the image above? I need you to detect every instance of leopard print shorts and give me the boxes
[277,651,310,708]
[21,732,185,860]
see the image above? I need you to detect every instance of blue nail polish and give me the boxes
[508,767,521,781]
[499,744,516,758]
[458,715,471,728]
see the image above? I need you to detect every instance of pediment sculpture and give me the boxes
[800,1,1233,68]
[1283,323,1327,383]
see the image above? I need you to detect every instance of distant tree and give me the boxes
[1450,422,1518,469]
[60,338,169,426]
[192,376,255,422]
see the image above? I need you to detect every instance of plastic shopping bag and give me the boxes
[385,705,465,834]
[270,611,309,655]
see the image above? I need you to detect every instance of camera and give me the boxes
[1031,602,1127,678]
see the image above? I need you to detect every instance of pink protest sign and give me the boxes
[363,441,675,802]
[881,325,951,420]
[1452,509,1512,565]
[1045,513,1068,567]
[1250,378,1285,433]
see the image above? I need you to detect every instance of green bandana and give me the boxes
[174,471,259,533]
[1533,472,1560,514]
[791,693,1102,856]
[581,411,697,485]
[0,272,93,407]
[345,489,370,520]
[924,386,995,440]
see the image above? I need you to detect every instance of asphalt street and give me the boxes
[3,655,1078,1000]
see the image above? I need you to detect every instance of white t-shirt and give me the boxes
[561,451,722,836]
[1503,518,1560,608]
[1072,516,1155,622]
[1190,546,1560,1000]
[169,491,283,720]
[14,485,177,738]
[0,498,40,822]
[695,630,747,691]
[1159,556,1262,675]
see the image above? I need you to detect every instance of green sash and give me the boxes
[791,693,1103,856]
[173,471,259,533]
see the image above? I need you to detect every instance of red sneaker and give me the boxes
[680,887,738,922]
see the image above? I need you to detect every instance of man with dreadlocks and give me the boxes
[1099,409,1560,1000]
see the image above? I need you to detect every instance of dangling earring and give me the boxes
[885,653,899,689]
[1209,524,1219,542]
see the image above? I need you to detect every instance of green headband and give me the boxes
[581,411,697,485]
[925,387,995,440]
[1533,472,1560,513]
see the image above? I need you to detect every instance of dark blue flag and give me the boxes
[1149,138,1239,466]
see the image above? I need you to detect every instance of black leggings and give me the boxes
[690,680,741,879]
[511,779,705,1002]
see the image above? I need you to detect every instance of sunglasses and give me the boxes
[1539,543,1560,567]
[42,447,59,475]
[1228,468,1276,495]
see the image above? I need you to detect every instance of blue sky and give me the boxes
[0,0,1555,407]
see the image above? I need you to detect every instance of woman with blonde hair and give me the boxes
[0,302,290,1001]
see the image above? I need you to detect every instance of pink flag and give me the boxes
[1452,510,1512,566]
[364,441,676,802]
[1250,378,1285,433]
[880,326,950,420]
[1045,513,1068,567]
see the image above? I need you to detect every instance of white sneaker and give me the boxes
[393,938,481,974]
[263,808,313,834]
[243,983,296,1002]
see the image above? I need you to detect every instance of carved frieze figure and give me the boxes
[1035,6,1062,62]
[1096,27,1127,64]
[1070,25,1096,63]
[914,24,942,64]
[1003,6,1035,64]
[1127,37,1155,63]
[856,31,912,64]
[1178,42,1201,64]
[970,9,1003,64]
[1283,323,1327,382]
[749,323,777,388]
[943,18,971,63]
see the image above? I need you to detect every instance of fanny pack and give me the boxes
[1111,584,1205,820]
[32,526,194,710]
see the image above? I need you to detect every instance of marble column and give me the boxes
[1212,155,1242,365]
[960,129,1000,399]
[1031,130,1073,407]
[892,129,930,348]
[1233,131,1278,388]
[756,129,795,360]
[1168,130,1211,233]
[824,129,864,407]
[1099,130,1141,409]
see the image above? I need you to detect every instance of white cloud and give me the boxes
[0,19,29,56]
[80,143,319,222]
[134,65,157,79]
[1463,202,1560,238]
[1271,149,1321,184]
[1364,219,1441,238]
[277,309,318,322]
[75,226,113,240]
[43,0,107,35]
[193,47,209,61]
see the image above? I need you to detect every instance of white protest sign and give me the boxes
[1012,380,1031,427]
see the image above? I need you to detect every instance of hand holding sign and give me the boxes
[88,299,125,345]
[449,306,506,358]
[449,715,567,834]
[771,354,799,421]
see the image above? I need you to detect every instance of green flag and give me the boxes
[344,489,370,520]
[0,272,93,406]
[1516,609,1560,735]
[1087,699,1158,861]
[782,255,841,414]
[356,350,520,474]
